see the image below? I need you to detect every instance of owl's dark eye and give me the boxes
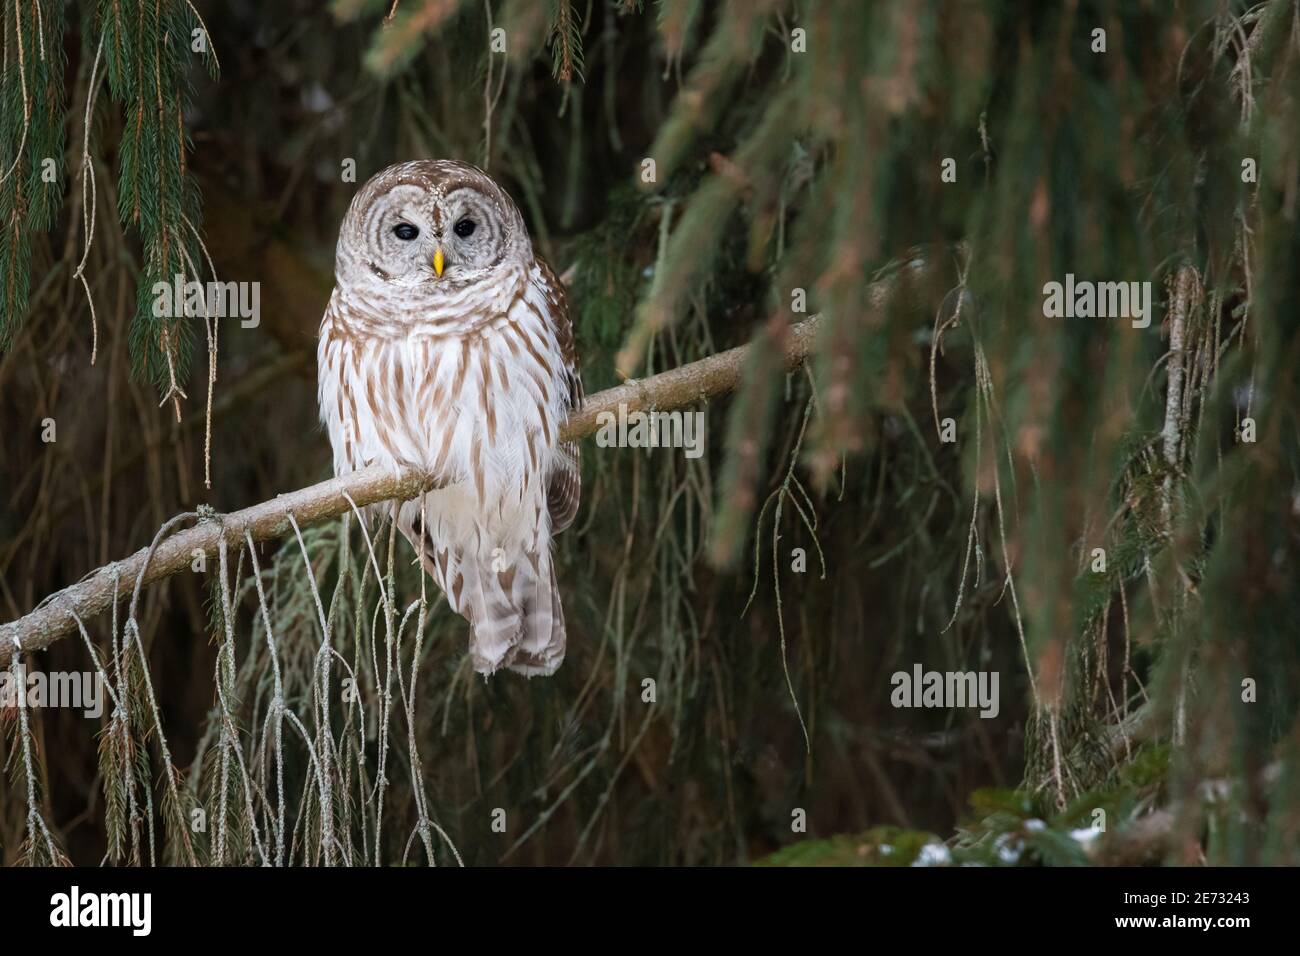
[393,223,419,241]
[453,218,476,238]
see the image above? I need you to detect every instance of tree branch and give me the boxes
[0,316,824,664]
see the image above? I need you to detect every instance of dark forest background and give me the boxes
[0,0,1298,866]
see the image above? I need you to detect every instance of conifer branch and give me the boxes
[0,316,824,663]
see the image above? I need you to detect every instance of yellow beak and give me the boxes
[433,246,444,277]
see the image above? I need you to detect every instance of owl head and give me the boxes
[335,160,531,294]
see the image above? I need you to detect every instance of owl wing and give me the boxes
[535,255,582,535]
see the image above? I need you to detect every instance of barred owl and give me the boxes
[318,160,582,677]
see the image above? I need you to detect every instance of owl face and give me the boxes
[336,160,530,296]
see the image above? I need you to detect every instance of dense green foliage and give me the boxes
[0,0,1297,865]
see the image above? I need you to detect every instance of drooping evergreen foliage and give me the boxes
[0,0,66,347]
[96,0,218,398]
[0,1,1297,865]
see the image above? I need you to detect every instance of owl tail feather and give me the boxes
[413,535,566,678]
[506,550,566,677]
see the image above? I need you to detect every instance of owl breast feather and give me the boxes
[317,265,569,524]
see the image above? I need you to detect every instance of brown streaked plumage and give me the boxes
[318,160,581,676]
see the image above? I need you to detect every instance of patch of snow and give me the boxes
[911,841,952,867]
[994,833,1022,864]
[1070,827,1102,845]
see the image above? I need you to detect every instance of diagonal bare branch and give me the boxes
[0,316,825,663]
